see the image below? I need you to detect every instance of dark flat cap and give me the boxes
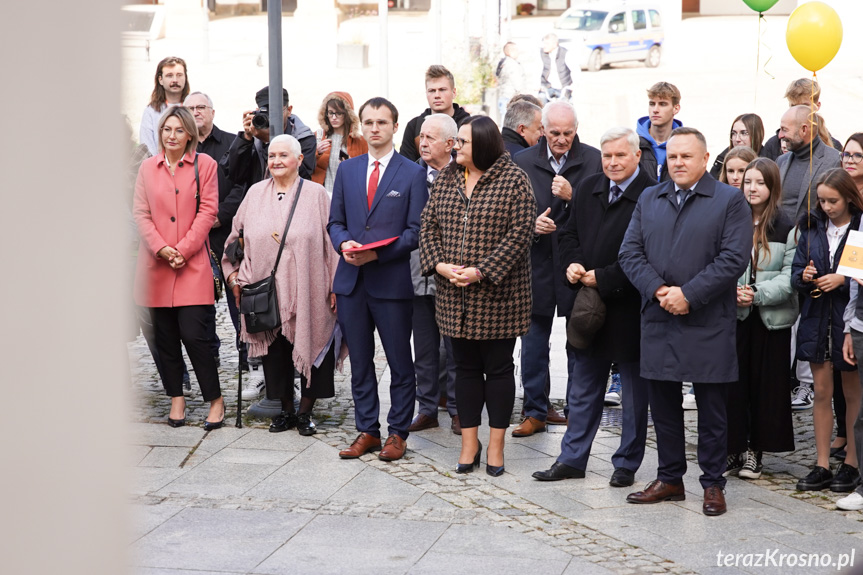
[566,286,606,350]
[255,86,289,108]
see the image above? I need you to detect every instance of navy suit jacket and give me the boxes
[328,151,428,299]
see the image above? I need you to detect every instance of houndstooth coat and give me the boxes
[420,153,536,340]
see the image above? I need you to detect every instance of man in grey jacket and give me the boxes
[777,105,842,223]
[408,114,460,434]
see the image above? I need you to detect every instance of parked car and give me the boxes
[554,2,664,71]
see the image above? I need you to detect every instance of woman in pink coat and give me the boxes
[134,106,224,429]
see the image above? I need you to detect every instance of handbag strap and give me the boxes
[271,179,304,275]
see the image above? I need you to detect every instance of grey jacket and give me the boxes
[777,142,841,222]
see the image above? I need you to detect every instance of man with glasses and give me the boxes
[184,92,250,388]
[140,56,189,155]
[328,97,428,462]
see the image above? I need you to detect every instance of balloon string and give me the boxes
[807,74,816,266]
[760,13,775,81]
[754,13,761,107]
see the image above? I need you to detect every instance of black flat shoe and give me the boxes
[297,412,317,436]
[610,467,636,487]
[486,463,505,477]
[796,465,833,491]
[456,441,482,474]
[830,463,861,492]
[270,411,298,433]
[167,417,185,428]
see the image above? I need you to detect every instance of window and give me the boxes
[608,12,626,33]
[632,10,647,30]
[649,9,662,28]
[556,9,607,31]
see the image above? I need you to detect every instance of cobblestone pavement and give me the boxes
[129,303,863,575]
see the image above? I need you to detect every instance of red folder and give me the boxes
[342,236,399,253]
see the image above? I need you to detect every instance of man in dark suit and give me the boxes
[501,101,543,158]
[532,127,654,486]
[512,101,602,437]
[328,97,429,461]
[619,127,752,516]
[407,113,459,434]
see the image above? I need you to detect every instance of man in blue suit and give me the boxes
[328,97,429,461]
[619,127,752,516]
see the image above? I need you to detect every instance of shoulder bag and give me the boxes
[240,179,304,333]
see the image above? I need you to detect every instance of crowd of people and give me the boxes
[130,53,863,517]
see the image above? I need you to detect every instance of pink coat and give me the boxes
[133,152,219,308]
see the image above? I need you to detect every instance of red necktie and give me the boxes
[367,161,380,209]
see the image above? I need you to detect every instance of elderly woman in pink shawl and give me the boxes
[222,134,344,435]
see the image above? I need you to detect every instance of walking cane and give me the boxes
[236,359,243,428]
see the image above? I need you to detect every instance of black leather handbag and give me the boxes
[240,180,303,333]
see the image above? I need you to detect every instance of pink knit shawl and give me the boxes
[221,178,343,380]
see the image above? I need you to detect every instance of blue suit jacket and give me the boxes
[328,151,428,299]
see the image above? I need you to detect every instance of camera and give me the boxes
[252,107,269,130]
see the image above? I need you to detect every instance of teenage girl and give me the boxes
[727,159,796,479]
[792,168,863,492]
[720,146,757,188]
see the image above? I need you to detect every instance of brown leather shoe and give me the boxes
[451,415,462,435]
[438,394,448,409]
[408,413,439,432]
[338,432,382,459]
[702,485,727,516]
[626,479,685,504]
[378,434,406,461]
[546,408,567,425]
[512,416,547,437]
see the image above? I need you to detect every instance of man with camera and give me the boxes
[224,86,317,190]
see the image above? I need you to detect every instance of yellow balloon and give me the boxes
[786,2,843,72]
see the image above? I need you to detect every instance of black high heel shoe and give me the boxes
[487,457,505,477]
[203,405,225,431]
[456,441,482,474]
[167,417,185,428]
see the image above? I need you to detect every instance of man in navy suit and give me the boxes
[328,97,429,461]
[619,127,752,516]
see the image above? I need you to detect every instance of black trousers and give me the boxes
[150,306,221,402]
[450,338,516,429]
[727,312,795,453]
[261,333,336,408]
[650,380,728,489]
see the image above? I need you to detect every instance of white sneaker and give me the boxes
[241,366,265,400]
[791,385,814,410]
[836,491,863,511]
[682,391,697,410]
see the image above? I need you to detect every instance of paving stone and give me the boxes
[252,515,447,575]
[409,552,570,575]
[132,507,311,572]
[138,446,192,469]
[155,458,280,498]
[330,466,424,505]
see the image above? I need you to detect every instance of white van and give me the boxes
[553,2,664,71]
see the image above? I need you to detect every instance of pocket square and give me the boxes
[386,190,401,198]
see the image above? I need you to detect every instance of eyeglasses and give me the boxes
[842,151,863,164]
[187,105,210,113]
[327,111,345,118]
[454,137,471,147]
[730,130,749,139]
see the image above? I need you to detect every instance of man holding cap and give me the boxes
[532,127,654,486]
[224,86,317,189]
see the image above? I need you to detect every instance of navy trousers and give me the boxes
[557,352,648,472]
[337,275,416,440]
[650,380,728,489]
[412,295,457,418]
[520,314,575,421]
